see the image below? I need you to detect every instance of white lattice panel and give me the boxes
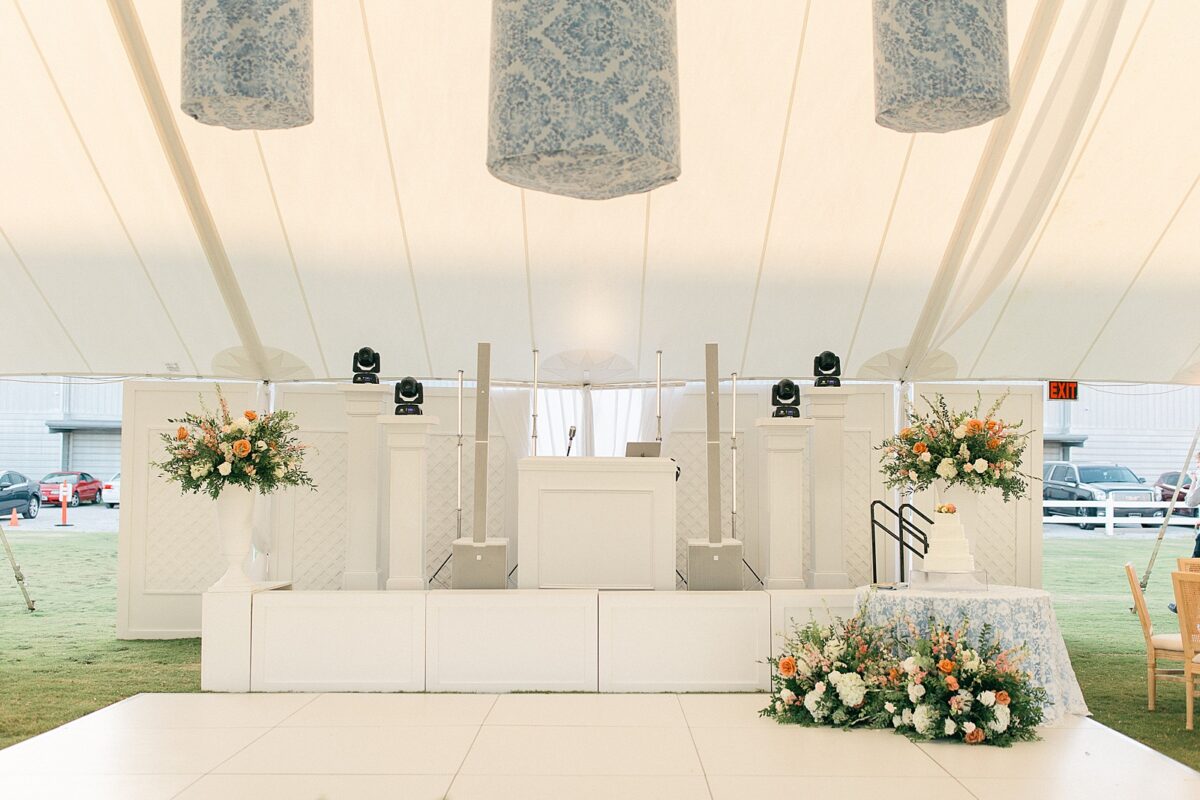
[288,431,349,590]
[842,430,874,587]
[971,491,1018,585]
[425,434,508,588]
[144,431,224,593]
[665,432,746,589]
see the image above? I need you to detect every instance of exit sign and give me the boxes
[1048,380,1078,400]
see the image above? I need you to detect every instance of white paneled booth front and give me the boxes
[117,378,1044,693]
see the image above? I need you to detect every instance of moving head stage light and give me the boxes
[394,376,424,415]
[352,346,381,384]
[813,351,842,387]
[771,379,801,418]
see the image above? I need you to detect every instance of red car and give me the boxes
[1154,471,1196,517]
[40,471,103,507]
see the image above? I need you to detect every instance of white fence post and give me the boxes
[1104,497,1115,536]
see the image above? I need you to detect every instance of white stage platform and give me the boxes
[1,693,1192,800]
[203,587,860,693]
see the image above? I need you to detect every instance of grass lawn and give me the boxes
[1,529,1198,771]
[0,531,198,750]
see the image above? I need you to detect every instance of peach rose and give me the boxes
[938,659,955,674]
[966,419,985,435]
[176,426,188,441]
[987,437,1001,449]
[986,419,1000,432]
[965,727,986,744]
[778,656,797,678]
[995,690,1011,706]
[244,410,257,421]
[899,426,916,439]
[913,441,928,454]
[945,675,959,691]
[232,439,252,458]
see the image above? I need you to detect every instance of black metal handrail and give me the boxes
[869,500,932,583]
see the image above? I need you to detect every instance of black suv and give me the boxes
[1042,462,1157,530]
[0,470,40,519]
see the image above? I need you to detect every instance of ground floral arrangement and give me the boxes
[878,393,1032,501]
[155,388,315,498]
[762,606,1049,746]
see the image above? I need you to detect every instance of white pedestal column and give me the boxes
[802,388,852,589]
[200,580,290,692]
[755,417,815,590]
[379,416,438,590]
[338,386,390,590]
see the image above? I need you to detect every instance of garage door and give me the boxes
[69,430,122,479]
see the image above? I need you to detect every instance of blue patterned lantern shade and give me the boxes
[181,0,314,131]
[873,0,1010,134]
[487,0,681,201]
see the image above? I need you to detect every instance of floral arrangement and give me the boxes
[762,609,1049,746]
[934,503,957,514]
[760,608,900,729]
[883,618,1048,747]
[878,393,1031,501]
[156,388,315,498]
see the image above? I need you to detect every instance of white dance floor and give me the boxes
[0,693,1196,799]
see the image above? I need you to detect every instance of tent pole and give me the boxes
[1139,420,1200,592]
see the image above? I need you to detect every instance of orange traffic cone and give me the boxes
[8,508,17,528]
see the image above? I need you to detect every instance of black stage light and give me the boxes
[394,376,424,415]
[352,346,381,384]
[813,351,842,387]
[771,378,802,418]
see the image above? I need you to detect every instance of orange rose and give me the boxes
[987,437,1001,449]
[176,426,188,441]
[778,655,797,678]
[899,426,915,440]
[964,727,986,744]
[938,659,955,674]
[986,419,1000,432]
[232,439,252,458]
[888,667,902,684]
[995,690,1011,706]
[966,419,984,435]
[244,410,257,422]
[945,675,959,691]
[913,441,928,454]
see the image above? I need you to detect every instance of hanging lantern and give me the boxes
[487,0,681,201]
[181,0,314,131]
[873,0,1010,134]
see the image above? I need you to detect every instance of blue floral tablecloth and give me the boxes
[855,585,1089,725]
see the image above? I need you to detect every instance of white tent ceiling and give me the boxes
[0,0,1196,385]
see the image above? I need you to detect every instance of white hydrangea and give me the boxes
[217,462,232,477]
[944,718,957,736]
[988,703,1011,733]
[936,458,958,480]
[190,462,211,479]
[978,690,996,707]
[830,671,867,708]
[907,683,926,703]
[901,708,913,726]
[892,714,903,728]
[803,685,828,722]
[912,704,935,735]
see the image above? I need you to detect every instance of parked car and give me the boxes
[1154,470,1196,517]
[1042,461,1157,529]
[39,471,103,507]
[0,470,40,519]
[102,472,121,508]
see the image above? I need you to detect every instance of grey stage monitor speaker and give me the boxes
[452,342,508,589]
[687,342,742,590]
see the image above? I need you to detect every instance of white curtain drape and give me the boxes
[492,387,533,459]
[932,0,1127,347]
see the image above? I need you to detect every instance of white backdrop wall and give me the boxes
[117,380,263,638]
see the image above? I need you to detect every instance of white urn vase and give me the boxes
[214,484,256,588]
[922,483,976,574]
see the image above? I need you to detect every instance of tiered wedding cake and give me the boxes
[922,506,975,573]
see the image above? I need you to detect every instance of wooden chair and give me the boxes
[1171,571,1200,730]
[1177,558,1200,574]
[1126,562,1184,710]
